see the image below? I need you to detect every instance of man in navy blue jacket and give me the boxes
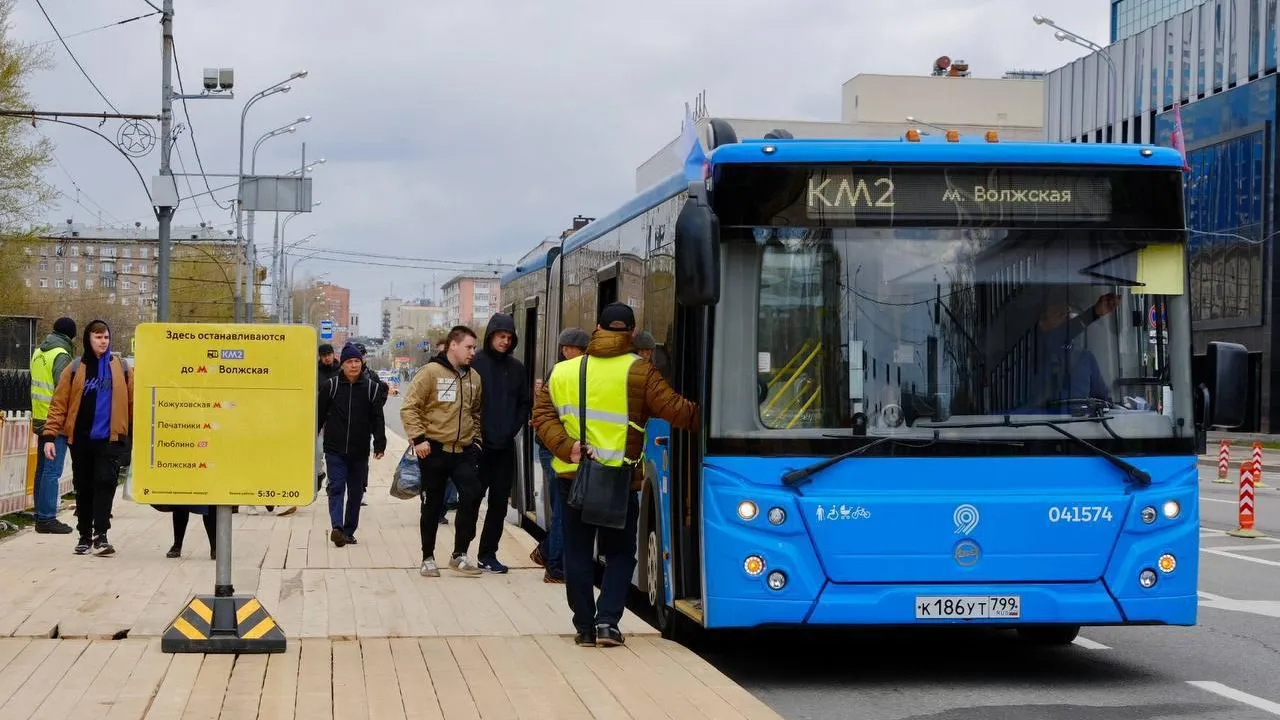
[317,343,387,547]
[469,314,531,573]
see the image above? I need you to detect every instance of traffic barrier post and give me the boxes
[1253,441,1268,488]
[1227,462,1265,539]
[1215,440,1231,483]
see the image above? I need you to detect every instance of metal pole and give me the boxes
[156,0,174,322]
[272,213,281,321]
[214,505,234,596]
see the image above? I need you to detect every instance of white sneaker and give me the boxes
[420,558,440,577]
[448,555,482,577]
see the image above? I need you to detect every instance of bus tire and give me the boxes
[1016,625,1081,646]
[646,523,677,637]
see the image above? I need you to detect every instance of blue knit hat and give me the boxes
[340,342,361,363]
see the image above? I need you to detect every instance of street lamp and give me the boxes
[1033,15,1116,139]
[286,158,326,176]
[273,201,320,320]
[246,115,311,321]
[235,70,308,323]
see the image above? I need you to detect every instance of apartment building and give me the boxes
[441,273,501,329]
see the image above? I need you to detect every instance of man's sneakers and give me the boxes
[477,555,508,574]
[420,557,440,577]
[543,572,564,584]
[34,518,73,534]
[74,537,91,555]
[92,535,114,557]
[448,555,482,577]
[574,628,596,647]
[529,547,545,567]
[594,624,624,647]
[330,528,347,547]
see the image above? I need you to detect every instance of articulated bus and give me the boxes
[500,120,1249,645]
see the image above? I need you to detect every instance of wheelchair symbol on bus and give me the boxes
[815,504,871,522]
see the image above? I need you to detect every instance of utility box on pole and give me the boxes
[238,176,313,213]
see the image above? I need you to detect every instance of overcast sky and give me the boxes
[12,0,1109,336]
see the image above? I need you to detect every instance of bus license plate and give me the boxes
[915,595,1021,619]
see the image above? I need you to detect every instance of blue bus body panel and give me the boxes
[698,454,1199,629]
[706,139,1186,169]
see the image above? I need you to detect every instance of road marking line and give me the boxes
[1203,542,1280,553]
[1072,636,1109,650]
[1187,681,1280,715]
[1202,547,1280,567]
[1201,498,1239,505]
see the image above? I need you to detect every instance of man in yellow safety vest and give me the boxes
[532,302,699,648]
[29,317,76,534]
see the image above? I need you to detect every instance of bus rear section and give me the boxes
[682,143,1248,639]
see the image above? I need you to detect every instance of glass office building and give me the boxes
[1047,0,1280,431]
[1112,0,1209,42]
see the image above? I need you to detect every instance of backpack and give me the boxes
[67,353,130,378]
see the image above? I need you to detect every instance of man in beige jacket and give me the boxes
[400,325,485,578]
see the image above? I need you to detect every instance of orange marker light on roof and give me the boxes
[905,129,921,142]
[986,130,1000,143]
[945,130,960,142]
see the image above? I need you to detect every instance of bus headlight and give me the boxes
[737,501,759,521]
[767,571,787,590]
[767,507,787,525]
[744,555,765,576]
[1159,554,1176,573]
[1139,569,1157,588]
[1162,500,1181,519]
[1140,506,1157,524]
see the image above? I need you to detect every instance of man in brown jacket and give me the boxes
[400,325,485,578]
[40,319,133,556]
[531,303,699,647]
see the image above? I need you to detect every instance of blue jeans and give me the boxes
[561,477,640,632]
[536,448,563,576]
[32,433,67,521]
[325,452,368,536]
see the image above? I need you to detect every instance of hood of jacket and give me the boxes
[39,331,73,356]
[483,313,519,357]
[586,329,633,359]
[427,350,472,377]
[81,318,112,362]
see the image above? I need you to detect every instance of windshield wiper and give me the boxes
[781,435,1025,489]
[916,415,1151,489]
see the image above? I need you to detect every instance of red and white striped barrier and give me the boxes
[1253,441,1267,488]
[1228,461,1265,539]
[0,411,31,515]
[1216,439,1231,483]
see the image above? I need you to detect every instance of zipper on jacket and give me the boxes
[455,370,464,448]
[344,380,352,455]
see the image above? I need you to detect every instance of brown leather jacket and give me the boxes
[532,329,699,490]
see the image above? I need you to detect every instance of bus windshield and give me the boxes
[745,226,1191,444]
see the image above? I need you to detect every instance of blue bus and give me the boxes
[500,120,1249,645]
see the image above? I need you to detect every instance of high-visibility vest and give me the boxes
[547,353,644,476]
[30,345,69,421]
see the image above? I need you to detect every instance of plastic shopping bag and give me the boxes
[389,444,422,499]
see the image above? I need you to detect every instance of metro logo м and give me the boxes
[504,119,1252,648]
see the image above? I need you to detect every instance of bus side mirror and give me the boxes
[674,185,720,307]
[1205,341,1248,428]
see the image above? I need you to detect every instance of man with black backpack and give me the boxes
[317,342,387,547]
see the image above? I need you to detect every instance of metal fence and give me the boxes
[0,371,30,413]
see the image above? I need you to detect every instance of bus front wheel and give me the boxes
[646,526,676,636]
[1016,625,1081,646]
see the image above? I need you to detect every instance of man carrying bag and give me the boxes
[531,302,699,648]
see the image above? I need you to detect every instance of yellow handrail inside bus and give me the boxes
[768,341,813,390]
[763,343,822,417]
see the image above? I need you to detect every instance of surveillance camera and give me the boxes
[203,68,219,91]
[218,68,234,91]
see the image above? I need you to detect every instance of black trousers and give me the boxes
[417,443,482,561]
[69,440,124,539]
[560,477,640,633]
[172,508,215,548]
[477,447,516,558]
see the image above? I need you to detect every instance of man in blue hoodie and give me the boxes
[469,313,531,573]
[29,317,77,534]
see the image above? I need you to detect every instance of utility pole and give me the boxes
[156,0,175,322]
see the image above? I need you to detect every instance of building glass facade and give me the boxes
[1112,0,1209,42]
[1048,0,1280,430]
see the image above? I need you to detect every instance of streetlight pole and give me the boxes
[235,71,307,323]
[274,203,318,321]
[1033,15,1117,141]
[246,116,310,323]
[157,0,174,321]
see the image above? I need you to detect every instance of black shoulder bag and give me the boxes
[565,356,632,529]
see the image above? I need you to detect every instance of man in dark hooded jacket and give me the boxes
[469,313,531,573]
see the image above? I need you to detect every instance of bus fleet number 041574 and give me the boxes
[1048,506,1114,523]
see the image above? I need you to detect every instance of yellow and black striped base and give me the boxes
[161,594,286,654]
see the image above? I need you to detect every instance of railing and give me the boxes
[0,370,31,413]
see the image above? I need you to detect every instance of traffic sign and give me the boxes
[127,322,319,506]
[319,319,334,341]
[1148,304,1166,328]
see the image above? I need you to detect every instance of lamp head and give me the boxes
[291,70,309,79]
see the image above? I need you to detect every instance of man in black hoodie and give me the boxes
[316,342,387,547]
[470,313,531,573]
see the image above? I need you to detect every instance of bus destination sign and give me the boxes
[804,168,1114,223]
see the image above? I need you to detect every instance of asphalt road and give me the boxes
[690,475,1280,720]
[384,394,407,439]
[387,396,1280,718]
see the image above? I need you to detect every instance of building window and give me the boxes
[140,281,148,292]
[69,246,79,257]
[121,296,129,306]
[84,245,94,256]
[38,278,47,288]
[69,262,78,273]
[84,261,94,273]
[84,278,94,290]
[22,246,31,255]
[123,262,133,273]
[38,261,47,271]
[102,262,115,272]
[122,248,131,259]
[68,279,78,289]
[38,246,47,256]
[54,261,63,273]
[24,278,30,287]
[53,278,62,289]
[122,279,132,290]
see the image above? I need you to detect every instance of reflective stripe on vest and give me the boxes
[30,346,68,420]
[547,353,642,476]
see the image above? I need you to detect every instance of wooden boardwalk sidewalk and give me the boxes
[0,430,783,719]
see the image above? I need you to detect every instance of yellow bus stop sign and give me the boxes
[128,322,318,507]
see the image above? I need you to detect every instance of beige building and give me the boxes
[25,223,247,325]
[636,71,1045,191]
[441,273,501,329]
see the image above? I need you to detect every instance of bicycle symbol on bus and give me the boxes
[815,504,872,522]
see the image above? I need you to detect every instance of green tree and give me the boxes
[169,244,238,323]
[0,0,55,314]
